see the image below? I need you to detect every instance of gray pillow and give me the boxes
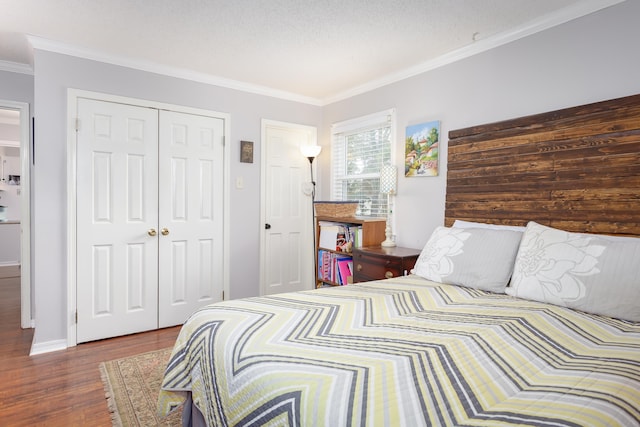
[412,226,523,293]
[506,221,640,322]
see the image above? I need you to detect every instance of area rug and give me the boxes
[99,348,182,426]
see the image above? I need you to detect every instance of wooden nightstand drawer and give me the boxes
[352,246,421,283]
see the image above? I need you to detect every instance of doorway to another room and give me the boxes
[0,101,31,330]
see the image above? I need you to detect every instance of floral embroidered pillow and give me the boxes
[507,221,640,322]
[412,226,523,293]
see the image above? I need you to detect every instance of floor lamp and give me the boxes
[301,145,322,199]
[379,164,397,247]
[300,145,322,287]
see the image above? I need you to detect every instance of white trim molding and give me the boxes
[321,0,627,104]
[0,60,33,75]
[29,339,67,356]
[29,36,321,106]
[21,0,626,107]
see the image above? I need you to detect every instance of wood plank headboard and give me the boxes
[445,94,640,236]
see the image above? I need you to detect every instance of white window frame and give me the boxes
[330,108,396,217]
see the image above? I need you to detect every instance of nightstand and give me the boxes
[352,246,422,283]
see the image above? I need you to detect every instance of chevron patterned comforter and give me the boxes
[158,276,640,426]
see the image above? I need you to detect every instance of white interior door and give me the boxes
[158,110,225,327]
[261,121,317,295]
[72,92,228,344]
[76,98,159,343]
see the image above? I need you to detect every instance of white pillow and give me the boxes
[453,219,526,233]
[507,221,640,322]
[412,226,523,293]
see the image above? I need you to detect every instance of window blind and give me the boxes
[331,109,394,217]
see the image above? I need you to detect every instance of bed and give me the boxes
[158,94,640,426]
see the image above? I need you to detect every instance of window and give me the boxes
[331,109,395,217]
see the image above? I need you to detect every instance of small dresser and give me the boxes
[352,246,421,283]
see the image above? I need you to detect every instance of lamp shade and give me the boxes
[379,165,397,195]
[300,145,322,158]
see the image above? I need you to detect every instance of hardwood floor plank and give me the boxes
[0,277,181,426]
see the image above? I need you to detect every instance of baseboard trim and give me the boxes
[0,264,20,278]
[29,339,68,356]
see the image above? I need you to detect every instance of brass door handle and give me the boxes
[356,264,363,272]
[161,227,170,236]
[385,271,394,279]
[148,228,157,237]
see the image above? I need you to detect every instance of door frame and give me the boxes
[0,99,31,328]
[66,89,230,347]
[259,119,318,296]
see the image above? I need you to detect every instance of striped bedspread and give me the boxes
[158,276,640,426]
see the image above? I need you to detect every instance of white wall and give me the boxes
[319,0,640,250]
[0,223,20,265]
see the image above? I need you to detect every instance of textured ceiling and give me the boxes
[0,0,624,103]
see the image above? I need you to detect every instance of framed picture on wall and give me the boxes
[405,120,439,177]
[240,140,254,163]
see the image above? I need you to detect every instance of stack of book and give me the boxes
[316,221,362,285]
[317,221,363,252]
[317,250,353,285]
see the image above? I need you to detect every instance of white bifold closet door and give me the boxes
[76,99,224,343]
[157,110,224,328]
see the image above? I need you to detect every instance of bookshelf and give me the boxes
[315,215,386,288]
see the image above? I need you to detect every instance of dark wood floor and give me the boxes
[0,272,181,426]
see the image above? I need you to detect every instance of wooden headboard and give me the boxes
[445,94,640,236]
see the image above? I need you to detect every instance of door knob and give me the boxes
[265,223,271,229]
[148,228,157,237]
[161,227,170,236]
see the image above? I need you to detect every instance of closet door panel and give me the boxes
[76,98,159,343]
[158,110,225,327]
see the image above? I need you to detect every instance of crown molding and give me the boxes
[27,35,324,106]
[321,0,626,105]
[23,0,625,106]
[0,60,33,75]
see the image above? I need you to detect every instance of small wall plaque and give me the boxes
[240,140,254,163]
